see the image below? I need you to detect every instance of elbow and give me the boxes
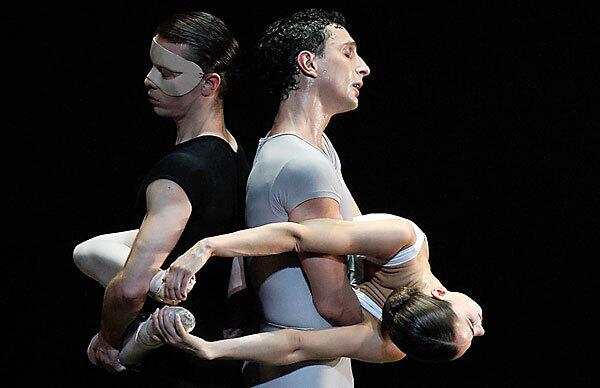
[120,281,150,305]
[314,300,344,324]
[289,223,307,253]
[314,297,361,326]
[280,330,304,366]
[266,329,304,365]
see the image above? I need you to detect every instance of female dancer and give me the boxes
[157,213,485,363]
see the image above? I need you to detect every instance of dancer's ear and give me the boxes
[297,50,318,78]
[431,288,449,300]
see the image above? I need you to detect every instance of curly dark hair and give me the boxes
[382,287,460,362]
[256,9,346,101]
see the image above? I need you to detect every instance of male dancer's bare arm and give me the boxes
[287,197,361,325]
[91,180,191,371]
[152,306,405,364]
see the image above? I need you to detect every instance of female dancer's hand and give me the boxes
[164,241,211,301]
[151,307,211,359]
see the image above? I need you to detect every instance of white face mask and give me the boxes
[146,37,204,96]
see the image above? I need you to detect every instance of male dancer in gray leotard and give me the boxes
[244,9,371,387]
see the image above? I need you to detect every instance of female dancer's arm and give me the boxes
[164,218,414,301]
[152,306,405,364]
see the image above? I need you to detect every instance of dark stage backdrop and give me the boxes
[9,1,596,386]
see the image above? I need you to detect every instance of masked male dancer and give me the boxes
[77,12,249,386]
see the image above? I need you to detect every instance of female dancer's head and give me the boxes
[382,287,484,362]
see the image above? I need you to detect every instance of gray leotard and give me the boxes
[245,133,355,387]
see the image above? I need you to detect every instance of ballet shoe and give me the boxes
[147,269,196,305]
[136,306,196,346]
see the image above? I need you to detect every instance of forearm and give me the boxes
[198,330,303,365]
[204,219,366,259]
[154,307,312,365]
[201,222,305,259]
[202,328,361,365]
[100,274,146,347]
[99,239,171,346]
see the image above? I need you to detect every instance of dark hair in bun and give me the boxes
[382,287,459,362]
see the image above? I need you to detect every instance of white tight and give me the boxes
[73,229,138,287]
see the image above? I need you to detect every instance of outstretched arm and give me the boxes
[165,214,414,301]
[152,306,405,364]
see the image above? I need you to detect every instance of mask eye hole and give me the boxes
[157,66,181,80]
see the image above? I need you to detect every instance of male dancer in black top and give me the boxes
[74,11,250,386]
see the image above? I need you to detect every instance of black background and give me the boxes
[7,1,597,386]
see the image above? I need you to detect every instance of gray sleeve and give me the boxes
[321,133,342,173]
[272,157,342,213]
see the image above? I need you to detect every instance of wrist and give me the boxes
[200,238,216,260]
[99,329,121,349]
[195,338,217,360]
